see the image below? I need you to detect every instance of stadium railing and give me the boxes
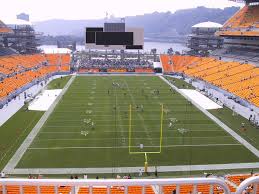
[236,176,259,194]
[0,177,231,194]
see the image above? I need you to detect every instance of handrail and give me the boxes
[0,177,231,194]
[236,176,259,194]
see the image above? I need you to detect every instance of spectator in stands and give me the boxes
[138,169,143,177]
[249,115,252,122]
[241,123,246,132]
[204,172,212,178]
[37,174,42,179]
[78,58,153,71]
[155,166,158,178]
[1,171,5,178]
[251,169,254,176]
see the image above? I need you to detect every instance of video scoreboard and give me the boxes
[85,23,144,50]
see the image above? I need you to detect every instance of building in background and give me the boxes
[187,21,223,56]
[3,18,40,54]
[214,0,259,62]
[16,13,30,21]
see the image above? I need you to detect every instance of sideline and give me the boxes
[3,75,76,173]
[8,162,259,175]
[160,76,259,158]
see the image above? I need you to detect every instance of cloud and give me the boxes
[0,0,241,22]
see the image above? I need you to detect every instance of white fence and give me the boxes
[0,177,230,194]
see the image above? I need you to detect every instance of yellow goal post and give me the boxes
[128,104,164,172]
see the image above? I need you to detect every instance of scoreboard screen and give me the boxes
[86,27,103,32]
[85,28,103,43]
[85,32,95,43]
[96,32,133,45]
[85,24,143,50]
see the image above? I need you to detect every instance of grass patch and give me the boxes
[47,76,71,90]
[0,76,71,171]
[0,106,43,171]
[16,76,258,170]
[210,107,259,149]
[164,76,195,89]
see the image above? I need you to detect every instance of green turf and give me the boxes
[165,76,259,153]
[16,76,259,169]
[47,76,71,90]
[0,76,71,171]
[210,107,259,149]
[164,76,195,89]
[0,106,43,171]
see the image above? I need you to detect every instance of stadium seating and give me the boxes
[0,185,155,194]
[2,173,259,194]
[135,68,154,73]
[160,54,259,107]
[77,186,155,194]
[217,5,259,37]
[107,68,127,73]
[79,68,100,73]
[0,54,71,101]
[0,20,13,34]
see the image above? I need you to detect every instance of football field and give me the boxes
[14,76,258,170]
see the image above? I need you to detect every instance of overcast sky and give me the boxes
[0,0,242,22]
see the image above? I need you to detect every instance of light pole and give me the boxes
[167,48,174,73]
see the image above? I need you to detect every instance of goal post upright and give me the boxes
[160,104,164,153]
[128,104,132,153]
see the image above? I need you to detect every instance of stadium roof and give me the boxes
[0,20,13,34]
[42,48,72,54]
[229,0,259,3]
[192,21,223,28]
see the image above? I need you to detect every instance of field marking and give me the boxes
[45,118,213,122]
[28,144,242,150]
[123,79,155,146]
[112,77,126,143]
[3,75,76,174]
[6,76,258,174]
[8,162,259,174]
[34,136,232,141]
[160,76,259,158]
[45,123,218,126]
[0,112,41,164]
[39,129,223,134]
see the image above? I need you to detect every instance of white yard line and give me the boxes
[123,80,154,146]
[8,162,259,175]
[160,76,259,158]
[33,136,232,141]
[39,129,223,133]
[28,144,241,150]
[3,75,76,174]
[44,123,219,127]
